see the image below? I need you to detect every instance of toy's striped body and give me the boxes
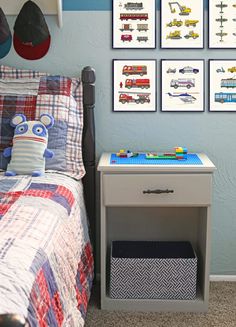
[7,137,47,175]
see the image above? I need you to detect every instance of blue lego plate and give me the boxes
[110,153,203,165]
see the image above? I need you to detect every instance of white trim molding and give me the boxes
[1,0,63,28]
[210,275,236,282]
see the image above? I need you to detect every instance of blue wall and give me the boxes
[63,0,112,11]
[1,3,236,275]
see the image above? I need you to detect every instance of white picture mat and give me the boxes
[113,0,156,48]
[113,60,156,112]
[161,60,204,112]
[161,0,203,48]
[209,60,236,111]
[209,0,236,48]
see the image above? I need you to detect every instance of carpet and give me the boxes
[85,282,236,327]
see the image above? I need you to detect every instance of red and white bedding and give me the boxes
[0,172,94,327]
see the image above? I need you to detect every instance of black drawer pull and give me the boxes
[143,189,174,194]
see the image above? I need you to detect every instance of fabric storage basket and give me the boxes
[110,241,197,300]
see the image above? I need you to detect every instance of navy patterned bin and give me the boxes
[110,241,197,300]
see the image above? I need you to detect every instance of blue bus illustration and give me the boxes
[215,92,236,103]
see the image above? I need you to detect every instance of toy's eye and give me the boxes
[36,127,43,134]
[15,123,28,135]
[33,124,46,137]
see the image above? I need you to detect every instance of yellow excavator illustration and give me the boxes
[168,2,191,15]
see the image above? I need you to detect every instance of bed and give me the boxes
[0,66,96,327]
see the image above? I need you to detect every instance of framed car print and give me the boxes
[209,0,236,48]
[209,60,236,111]
[161,0,204,48]
[161,59,205,112]
[113,59,157,112]
[112,0,156,48]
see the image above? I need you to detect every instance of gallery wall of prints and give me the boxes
[112,0,236,113]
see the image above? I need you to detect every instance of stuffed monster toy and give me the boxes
[3,113,54,176]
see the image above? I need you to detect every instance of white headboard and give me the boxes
[0,0,63,28]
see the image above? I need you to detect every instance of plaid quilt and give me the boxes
[0,173,94,327]
[0,65,84,180]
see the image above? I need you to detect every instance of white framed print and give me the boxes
[113,59,157,112]
[112,0,156,49]
[209,0,236,48]
[209,60,236,112]
[161,59,205,112]
[161,0,204,49]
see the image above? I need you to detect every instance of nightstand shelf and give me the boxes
[98,153,216,312]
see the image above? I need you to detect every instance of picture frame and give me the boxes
[113,59,157,112]
[112,0,156,49]
[209,0,236,48]
[161,59,205,112]
[209,59,236,112]
[160,0,204,49]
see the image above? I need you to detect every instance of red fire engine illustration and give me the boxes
[119,92,151,104]
[122,65,147,76]
[125,78,150,89]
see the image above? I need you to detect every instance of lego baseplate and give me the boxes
[110,153,203,165]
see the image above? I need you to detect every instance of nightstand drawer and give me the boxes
[103,174,212,206]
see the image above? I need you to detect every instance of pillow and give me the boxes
[0,65,84,180]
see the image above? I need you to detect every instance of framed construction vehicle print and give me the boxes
[161,0,204,48]
[209,0,236,48]
[161,59,205,112]
[113,59,157,112]
[112,0,156,49]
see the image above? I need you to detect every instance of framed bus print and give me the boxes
[209,60,236,111]
[112,0,156,48]
[161,0,204,48]
[161,59,204,112]
[209,0,236,48]
[113,59,157,112]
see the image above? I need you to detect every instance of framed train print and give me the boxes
[113,59,157,112]
[161,59,204,112]
[209,0,236,48]
[161,0,204,48]
[209,60,236,111]
[112,0,156,49]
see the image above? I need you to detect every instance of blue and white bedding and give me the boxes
[0,173,94,327]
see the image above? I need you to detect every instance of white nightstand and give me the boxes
[97,153,216,312]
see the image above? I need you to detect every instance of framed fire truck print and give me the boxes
[112,0,156,49]
[209,60,236,111]
[161,0,204,49]
[113,59,157,112]
[161,59,205,112]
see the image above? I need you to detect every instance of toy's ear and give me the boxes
[10,114,27,128]
[40,114,54,129]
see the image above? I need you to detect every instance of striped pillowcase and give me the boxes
[0,65,85,180]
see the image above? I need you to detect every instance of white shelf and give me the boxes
[103,290,206,313]
[1,0,63,28]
